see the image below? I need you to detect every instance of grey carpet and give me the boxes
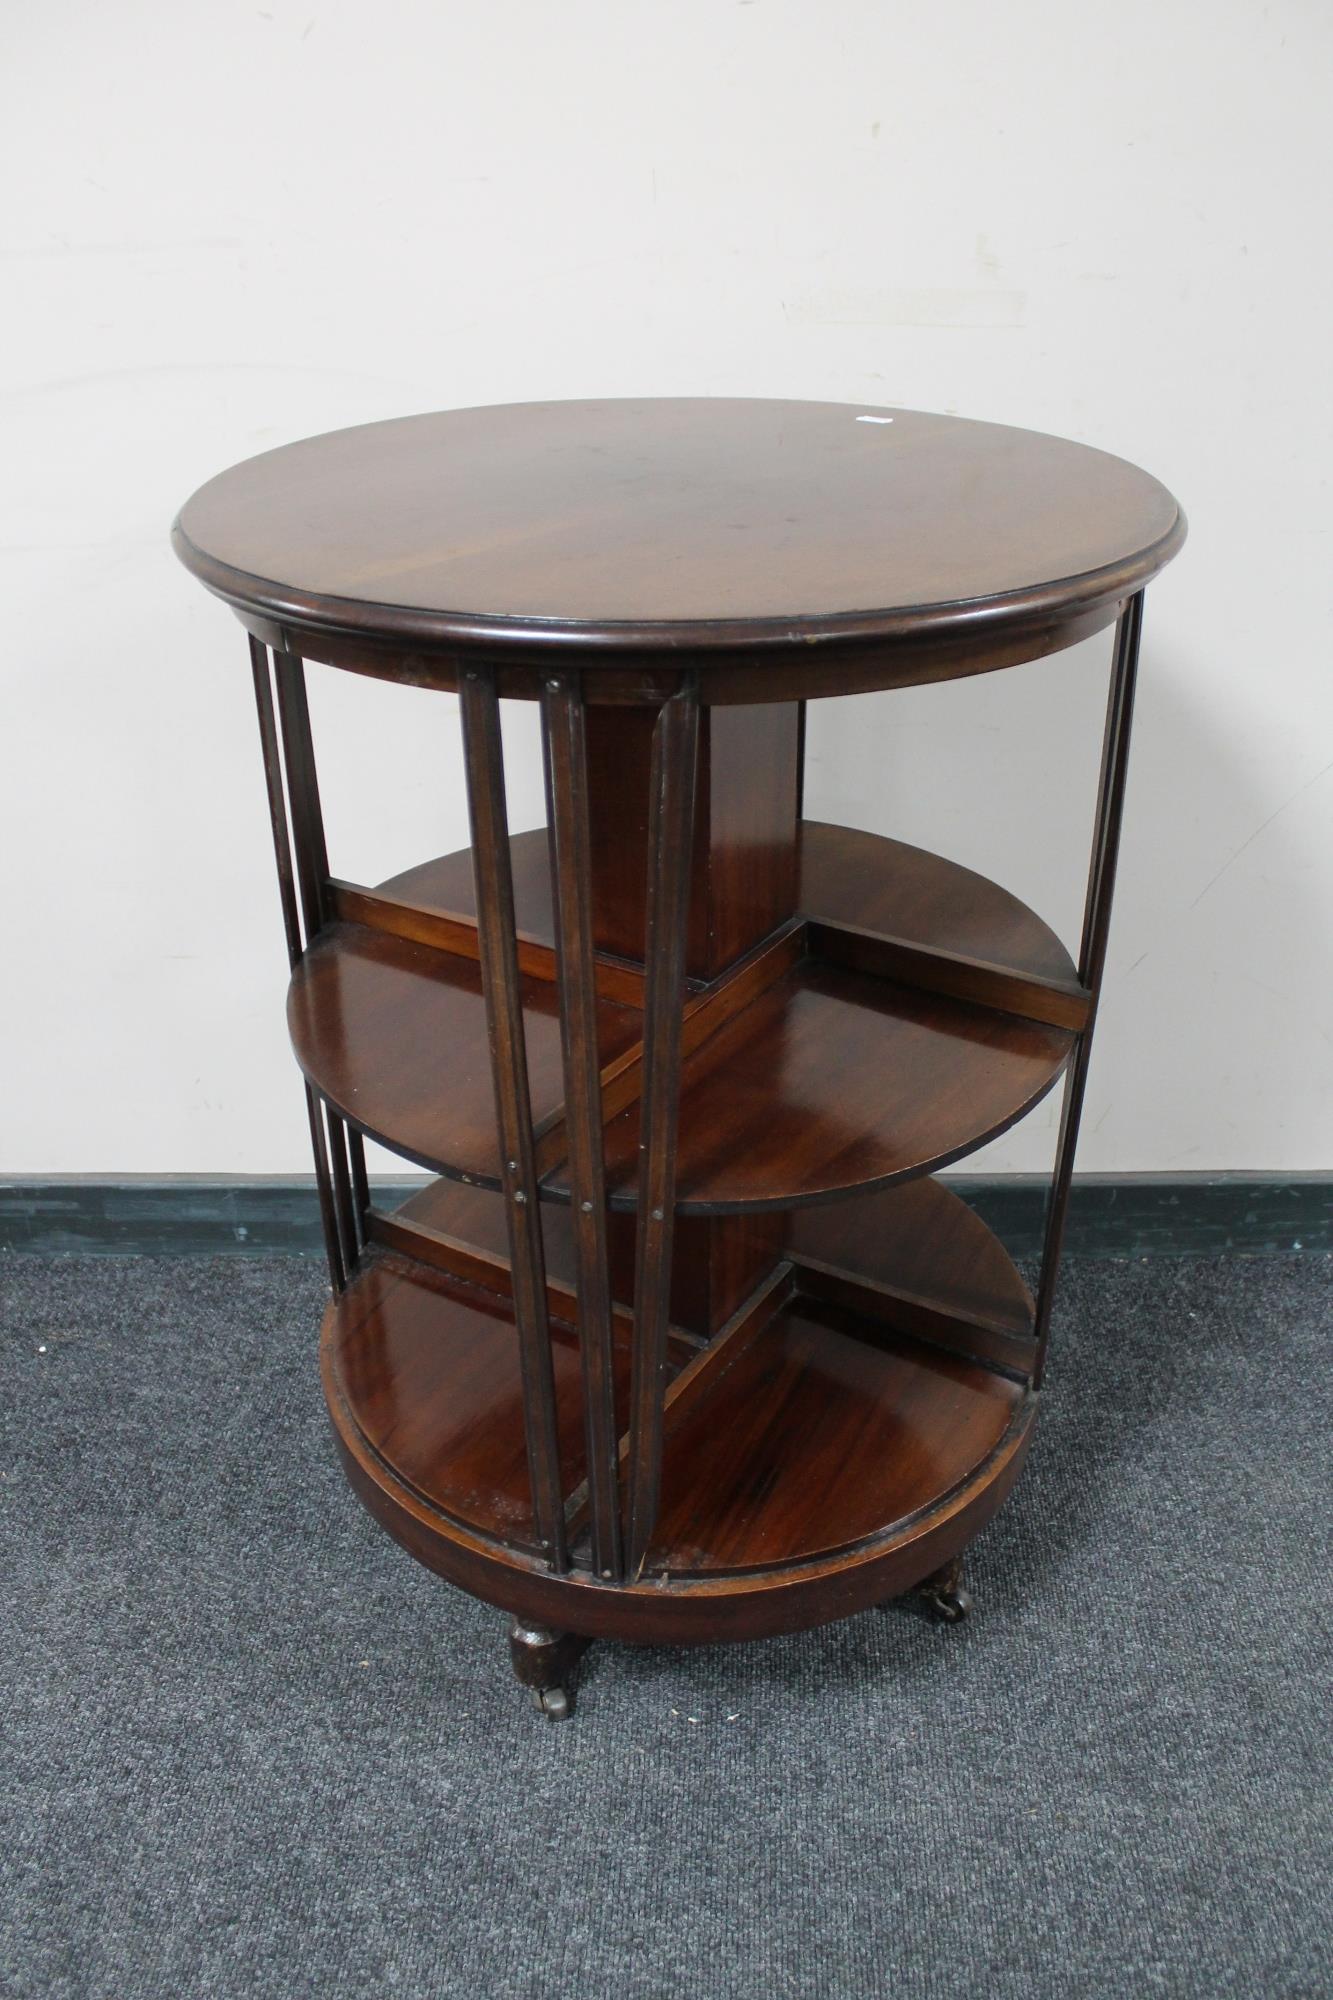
[1,1253,1329,2000]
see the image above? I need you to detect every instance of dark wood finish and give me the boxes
[333,1176,1033,1598]
[582,703,660,964]
[786,1177,1034,1334]
[272,652,329,941]
[787,1175,1036,1379]
[593,957,1071,1211]
[806,919,1090,1031]
[179,400,1183,1703]
[249,640,305,967]
[789,1262,1032,1383]
[324,1105,360,1277]
[380,819,1077,990]
[458,668,567,1569]
[1032,593,1145,1386]
[224,591,1137,710]
[347,1130,370,1245]
[265,646,366,1290]
[531,921,806,1181]
[541,678,623,1578]
[323,1240,700,1571]
[287,923,644,1185]
[703,705,801,969]
[798,821,1075,980]
[625,688,700,1572]
[327,876,647,1007]
[584,702,800,977]
[366,1200,517,1295]
[321,1231,1036,1641]
[377,1174,779,1345]
[330,1361,1034,1645]
[611,1209,787,1338]
[642,1296,1023,1576]
[287,826,1076,1210]
[562,1263,795,1552]
[508,1620,587,1719]
[647,1261,797,1428]
[379,838,554,934]
[795,700,807,816]
[249,639,345,1295]
[363,1186,702,1374]
[371,822,798,1332]
[912,1554,972,1623]
[174,401,1184,684]
[327,1250,663,1554]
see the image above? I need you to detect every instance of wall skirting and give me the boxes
[0,1175,1328,1258]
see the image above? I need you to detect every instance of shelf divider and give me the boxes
[807,918,1091,1031]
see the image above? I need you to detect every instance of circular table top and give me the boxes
[173,398,1184,664]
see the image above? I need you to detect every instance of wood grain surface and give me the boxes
[174,400,1183,668]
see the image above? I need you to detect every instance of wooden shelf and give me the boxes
[324,1172,1035,1636]
[642,1294,1023,1577]
[372,1167,1035,1378]
[326,1247,698,1557]
[289,822,1079,1213]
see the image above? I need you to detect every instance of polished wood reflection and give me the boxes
[174,399,1182,669]
[290,823,1075,1208]
[644,1297,1023,1575]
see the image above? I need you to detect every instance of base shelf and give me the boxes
[642,1290,1024,1577]
[324,1174,1037,1643]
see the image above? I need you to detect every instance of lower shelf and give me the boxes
[641,1291,1024,1577]
[323,1175,1037,1642]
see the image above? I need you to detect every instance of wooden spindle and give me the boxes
[1032,593,1144,1386]
[249,638,345,1293]
[459,666,569,1570]
[624,684,700,1574]
[272,651,329,946]
[542,675,623,1580]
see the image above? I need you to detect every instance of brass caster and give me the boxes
[922,1581,973,1624]
[531,1684,573,1722]
[915,1555,972,1625]
[509,1618,588,1719]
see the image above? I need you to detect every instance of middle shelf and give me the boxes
[289,820,1083,1214]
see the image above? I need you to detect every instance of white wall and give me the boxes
[5,0,1330,1176]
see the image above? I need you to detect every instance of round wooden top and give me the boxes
[173,398,1183,665]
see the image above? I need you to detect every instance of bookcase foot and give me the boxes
[916,1555,973,1625]
[508,1618,589,1721]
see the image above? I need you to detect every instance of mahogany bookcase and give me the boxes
[174,399,1184,1718]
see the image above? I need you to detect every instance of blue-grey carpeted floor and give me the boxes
[1,1252,1329,1999]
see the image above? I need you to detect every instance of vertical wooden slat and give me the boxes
[250,638,304,964]
[795,697,808,821]
[459,666,569,1571]
[1077,591,1145,989]
[325,1106,361,1275]
[273,650,329,946]
[270,645,363,1288]
[347,1130,370,1249]
[1033,593,1144,1386]
[249,637,345,1294]
[624,683,701,1574]
[541,675,623,1579]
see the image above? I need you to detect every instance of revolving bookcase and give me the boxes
[173,399,1184,1718]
